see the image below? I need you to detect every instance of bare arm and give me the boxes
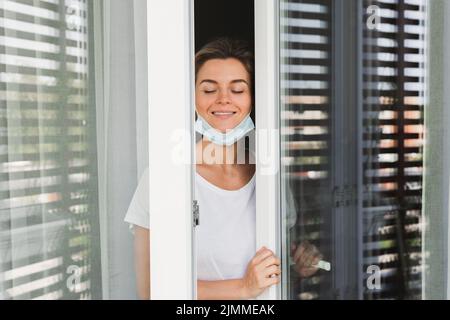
[134,226,150,300]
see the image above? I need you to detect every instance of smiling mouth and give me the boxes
[212,111,237,116]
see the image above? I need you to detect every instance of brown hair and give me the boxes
[195,38,255,109]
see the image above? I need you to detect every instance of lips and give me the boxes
[212,111,236,115]
[211,111,237,120]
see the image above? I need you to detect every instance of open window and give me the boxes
[2,0,450,301]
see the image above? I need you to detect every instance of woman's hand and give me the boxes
[291,240,323,278]
[240,247,281,299]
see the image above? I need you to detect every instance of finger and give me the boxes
[260,255,281,268]
[255,246,267,256]
[263,275,281,288]
[257,246,267,253]
[300,267,317,277]
[310,257,321,268]
[254,247,273,260]
[293,243,310,265]
[310,254,324,268]
[294,242,312,265]
[304,251,322,269]
[300,244,319,265]
[264,265,281,278]
[303,248,319,268]
[290,243,297,255]
[253,248,274,265]
[304,256,316,269]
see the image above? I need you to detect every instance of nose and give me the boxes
[216,89,231,105]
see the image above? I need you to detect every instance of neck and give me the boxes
[196,138,250,167]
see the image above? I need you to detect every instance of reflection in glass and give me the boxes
[0,0,101,299]
[280,0,426,300]
[1,0,149,300]
[361,0,425,300]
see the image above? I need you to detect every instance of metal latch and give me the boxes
[193,200,200,227]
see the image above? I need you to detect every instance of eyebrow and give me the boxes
[199,79,249,86]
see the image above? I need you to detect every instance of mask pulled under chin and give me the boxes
[195,114,255,146]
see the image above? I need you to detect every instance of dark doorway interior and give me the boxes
[194,0,254,52]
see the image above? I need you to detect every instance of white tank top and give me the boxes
[124,168,256,281]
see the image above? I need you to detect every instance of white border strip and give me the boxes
[255,0,281,300]
[444,0,450,300]
[148,0,194,300]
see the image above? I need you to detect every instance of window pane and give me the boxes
[361,0,426,299]
[0,0,149,300]
[280,0,427,300]
[0,0,101,299]
[280,0,333,300]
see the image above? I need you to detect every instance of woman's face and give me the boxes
[196,58,252,133]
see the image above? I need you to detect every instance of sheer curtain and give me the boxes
[96,0,148,299]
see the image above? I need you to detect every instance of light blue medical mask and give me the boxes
[195,113,255,146]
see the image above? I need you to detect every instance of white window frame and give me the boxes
[147,0,196,300]
[255,0,282,300]
[146,0,281,300]
[146,0,450,302]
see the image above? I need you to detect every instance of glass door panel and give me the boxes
[279,0,427,300]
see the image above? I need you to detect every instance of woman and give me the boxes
[125,38,323,300]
